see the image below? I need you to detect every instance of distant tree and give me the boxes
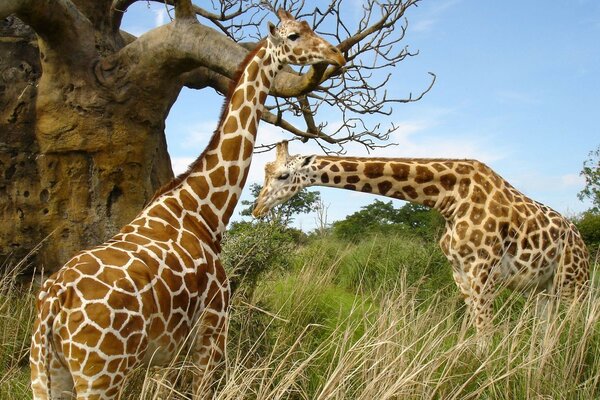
[332,200,444,241]
[578,145,600,212]
[240,183,320,227]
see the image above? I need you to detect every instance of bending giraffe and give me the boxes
[253,142,589,334]
[30,12,345,400]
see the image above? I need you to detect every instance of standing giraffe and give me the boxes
[30,12,345,400]
[253,142,589,334]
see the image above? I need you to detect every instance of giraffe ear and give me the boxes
[276,8,295,21]
[301,156,315,167]
[275,141,289,161]
[268,21,282,43]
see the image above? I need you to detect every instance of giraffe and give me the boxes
[253,141,590,335]
[30,11,345,400]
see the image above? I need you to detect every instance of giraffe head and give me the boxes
[253,141,316,217]
[268,9,346,66]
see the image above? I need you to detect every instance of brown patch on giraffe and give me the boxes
[200,205,219,231]
[258,91,267,106]
[344,184,356,190]
[211,191,229,210]
[346,175,360,184]
[126,332,144,354]
[483,218,496,232]
[205,153,219,170]
[489,201,509,218]
[180,189,199,212]
[72,322,102,349]
[246,61,260,83]
[228,165,240,184]
[423,199,436,208]
[223,193,239,222]
[239,106,252,128]
[415,166,434,183]
[471,229,484,247]
[94,247,132,267]
[364,162,385,178]
[243,137,254,160]
[107,291,139,312]
[221,136,243,162]
[261,70,269,87]
[378,181,393,195]
[222,116,238,134]
[391,163,410,181]
[402,185,418,199]
[245,85,256,102]
[341,161,358,172]
[78,277,111,300]
[362,183,373,193]
[457,178,471,198]
[187,175,209,199]
[423,185,440,196]
[209,167,227,188]
[333,176,341,184]
[455,163,472,175]
[102,332,125,356]
[470,186,487,204]
[329,164,340,172]
[150,204,180,229]
[439,173,457,191]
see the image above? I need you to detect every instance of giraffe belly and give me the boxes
[498,255,555,292]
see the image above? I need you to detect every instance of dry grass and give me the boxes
[1,240,599,399]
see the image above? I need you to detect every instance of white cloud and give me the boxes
[561,173,585,187]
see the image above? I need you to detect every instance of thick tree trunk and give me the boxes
[0,16,173,272]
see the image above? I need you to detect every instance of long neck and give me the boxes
[309,156,480,219]
[159,41,280,238]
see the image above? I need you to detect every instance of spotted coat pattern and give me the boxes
[30,11,345,400]
[254,142,590,334]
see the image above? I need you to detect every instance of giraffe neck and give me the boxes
[310,156,474,218]
[154,41,280,237]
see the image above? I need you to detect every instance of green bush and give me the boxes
[221,221,297,296]
[574,211,600,255]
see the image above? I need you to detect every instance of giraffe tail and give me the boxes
[31,292,59,400]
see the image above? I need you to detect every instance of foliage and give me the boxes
[578,145,600,212]
[332,199,444,241]
[221,221,297,296]
[240,183,321,226]
[574,210,600,255]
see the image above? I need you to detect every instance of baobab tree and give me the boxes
[0,0,433,272]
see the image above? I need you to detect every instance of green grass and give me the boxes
[2,235,599,399]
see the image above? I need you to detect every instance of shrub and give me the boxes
[221,221,297,296]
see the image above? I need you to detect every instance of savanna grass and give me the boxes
[1,236,599,399]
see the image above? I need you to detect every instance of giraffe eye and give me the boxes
[287,33,299,41]
[277,173,289,180]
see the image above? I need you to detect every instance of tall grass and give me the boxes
[1,236,599,399]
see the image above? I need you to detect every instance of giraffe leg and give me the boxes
[451,268,475,333]
[192,309,228,399]
[31,311,75,400]
[468,261,500,354]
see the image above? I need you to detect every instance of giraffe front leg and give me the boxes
[468,261,500,354]
[192,309,228,399]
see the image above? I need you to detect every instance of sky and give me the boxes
[121,1,600,231]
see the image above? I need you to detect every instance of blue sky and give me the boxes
[122,1,600,231]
